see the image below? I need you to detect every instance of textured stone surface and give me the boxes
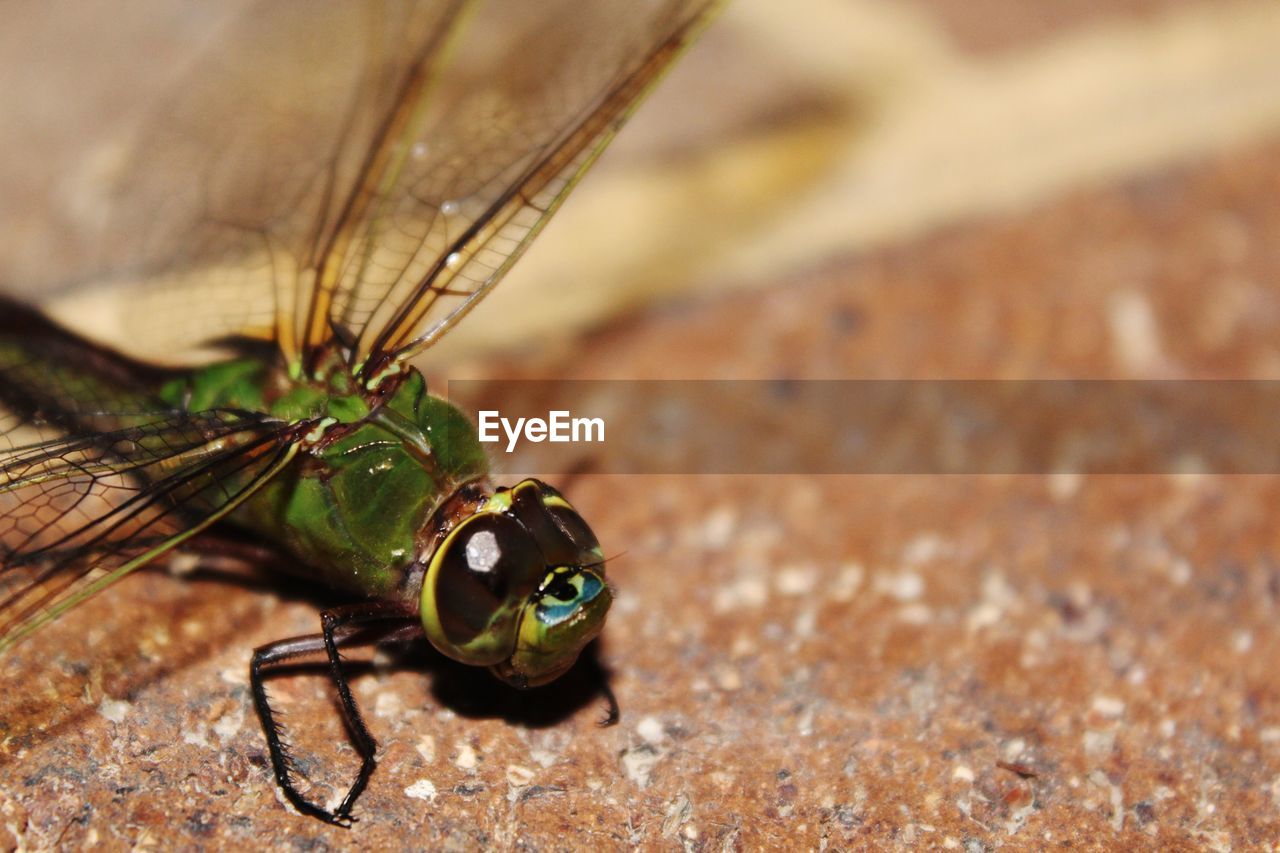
[6,135,1280,849]
[5,4,1280,852]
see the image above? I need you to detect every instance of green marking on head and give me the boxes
[498,564,612,686]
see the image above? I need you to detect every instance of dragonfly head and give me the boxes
[420,479,610,687]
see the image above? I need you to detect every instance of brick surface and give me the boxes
[4,4,1280,850]
[6,134,1280,848]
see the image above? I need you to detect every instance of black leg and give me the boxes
[250,601,417,825]
[597,678,620,727]
[251,634,338,825]
[578,647,620,727]
[319,603,411,819]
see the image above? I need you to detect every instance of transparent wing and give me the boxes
[0,1,463,364]
[0,1,721,368]
[0,320,299,653]
[317,0,724,371]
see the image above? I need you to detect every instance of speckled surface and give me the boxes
[5,4,1280,852]
[5,133,1280,848]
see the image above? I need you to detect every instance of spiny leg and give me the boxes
[578,645,620,727]
[320,602,418,819]
[251,634,336,824]
[250,601,416,825]
[598,678,620,727]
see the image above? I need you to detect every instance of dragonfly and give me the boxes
[0,0,720,825]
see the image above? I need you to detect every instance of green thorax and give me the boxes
[159,352,490,598]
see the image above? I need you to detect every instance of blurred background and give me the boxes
[436,0,1280,371]
[3,0,1280,848]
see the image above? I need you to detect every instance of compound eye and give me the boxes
[545,505,601,559]
[430,514,543,661]
[507,480,602,566]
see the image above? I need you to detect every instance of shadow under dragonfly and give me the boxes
[0,534,615,776]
